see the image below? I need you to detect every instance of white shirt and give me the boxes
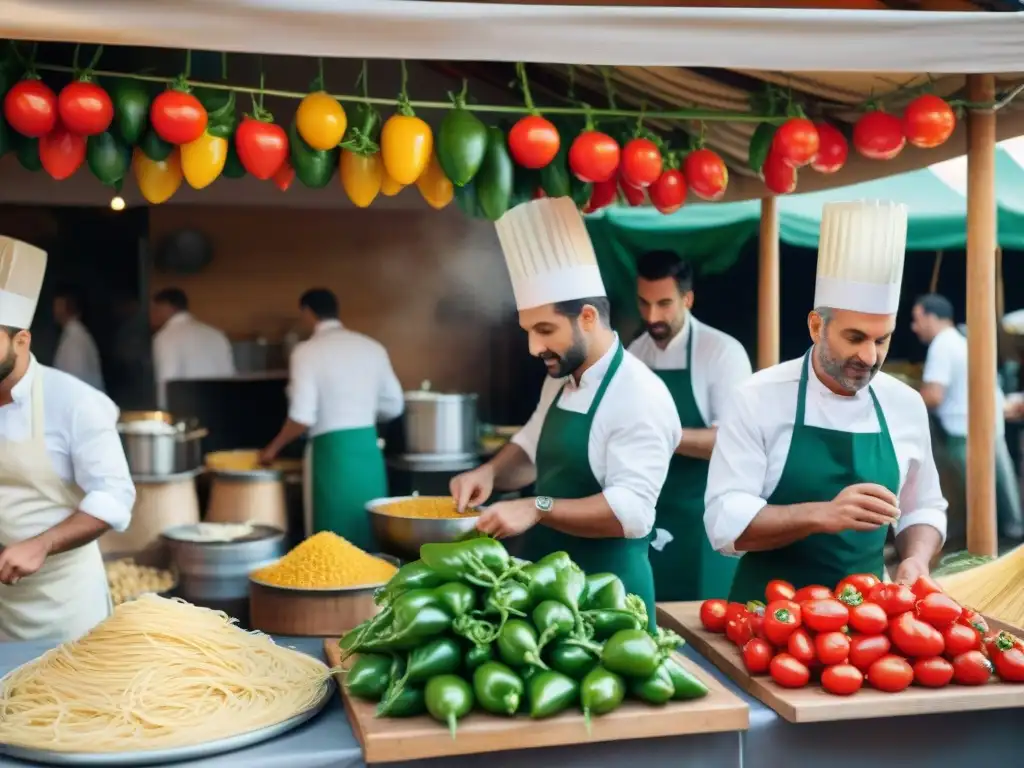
[53,318,105,393]
[152,312,236,409]
[705,355,948,556]
[287,320,404,437]
[511,338,682,539]
[628,315,752,425]
[923,325,1005,438]
[0,356,135,531]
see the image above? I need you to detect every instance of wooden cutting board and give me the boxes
[658,601,1024,723]
[324,637,748,763]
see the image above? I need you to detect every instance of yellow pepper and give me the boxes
[416,152,454,210]
[133,148,182,205]
[180,132,227,190]
[380,170,405,197]
[296,92,347,151]
[381,113,433,186]
[340,150,383,208]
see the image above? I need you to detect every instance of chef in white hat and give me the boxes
[0,237,135,641]
[704,202,948,603]
[450,197,681,627]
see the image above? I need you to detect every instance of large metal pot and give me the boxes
[403,383,478,458]
[118,411,208,477]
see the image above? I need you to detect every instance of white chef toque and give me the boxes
[494,197,606,311]
[814,200,908,315]
[0,237,47,329]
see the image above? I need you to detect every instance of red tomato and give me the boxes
[942,622,981,657]
[909,575,943,600]
[915,592,963,627]
[853,111,905,160]
[150,90,208,145]
[57,80,113,136]
[847,602,888,635]
[802,599,849,633]
[815,631,851,666]
[761,150,797,194]
[913,657,954,688]
[742,638,774,675]
[868,583,916,616]
[901,94,955,149]
[951,650,993,686]
[648,169,687,214]
[769,653,810,689]
[793,585,832,604]
[889,612,945,658]
[787,628,816,666]
[584,178,618,213]
[272,160,295,192]
[810,122,848,174]
[724,603,747,623]
[568,131,620,183]
[763,600,801,646]
[682,148,728,201]
[235,116,288,180]
[835,574,881,599]
[619,138,662,188]
[618,176,645,206]
[867,655,913,693]
[821,664,863,696]
[699,599,729,633]
[848,634,891,672]
[958,609,989,636]
[508,115,560,170]
[986,632,1024,682]
[3,79,58,138]
[726,616,754,647]
[38,124,86,180]
[771,118,819,168]
[746,603,766,641]
[765,579,796,604]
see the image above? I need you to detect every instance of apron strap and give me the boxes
[685,319,694,370]
[800,348,891,438]
[585,342,624,417]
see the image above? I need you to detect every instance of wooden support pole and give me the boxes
[757,196,780,370]
[965,73,999,558]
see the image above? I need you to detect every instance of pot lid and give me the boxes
[404,379,478,401]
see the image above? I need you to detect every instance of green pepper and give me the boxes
[539,140,572,198]
[485,579,533,617]
[663,657,709,700]
[547,641,599,680]
[497,619,548,670]
[629,661,675,705]
[473,661,524,716]
[14,134,41,172]
[580,666,626,722]
[434,582,477,618]
[583,609,642,640]
[222,139,246,179]
[474,127,514,221]
[375,560,446,606]
[464,643,494,672]
[452,613,500,646]
[139,127,173,162]
[289,120,337,188]
[747,122,777,174]
[87,131,131,187]
[365,605,451,651]
[532,600,575,646]
[0,117,10,159]
[378,685,426,717]
[404,637,463,683]
[436,104,488,187]
[425,674,474,738]
[582,573,627,611]
[521,554,585,615]
[109,77,150,144]
[527,670,578,719]
[345,654,392,701]
[453,180,482,218]
[601,629,660,679]
[420,538,513,589]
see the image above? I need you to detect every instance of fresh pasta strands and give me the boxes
[938,543,1024,628]
[0,595,332,753]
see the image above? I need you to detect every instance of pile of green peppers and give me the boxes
[340,538,708,737]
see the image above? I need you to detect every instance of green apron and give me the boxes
[728,349,901,603]
[649,325,738,601]
[520,343,657,630]
[310,426,387,551]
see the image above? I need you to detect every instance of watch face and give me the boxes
[536,496,554,513]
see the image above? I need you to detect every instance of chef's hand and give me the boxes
[475,498,540,539]
[894,556,930,586]
[257,445,279,467]
[450,465,495,512]
[818,483,901,534]
[0,537,49,585]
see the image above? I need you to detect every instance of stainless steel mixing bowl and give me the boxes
[366,495,480,561]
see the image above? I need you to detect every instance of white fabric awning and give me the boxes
[0,0,1023,73]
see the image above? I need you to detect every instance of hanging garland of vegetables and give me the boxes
[0,42,975,217]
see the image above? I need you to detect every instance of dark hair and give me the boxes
[915,293,954,322]
[636,250,693,292]
[0,325,21,336]
[552,296,611,325]
[299,288,339,320]
[152,287,189,311]
[53,284,84,315]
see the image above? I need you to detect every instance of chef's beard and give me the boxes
[0,347,17,384]
[817,336,880,393]
[539,326,588,378]
[646,321,675,342]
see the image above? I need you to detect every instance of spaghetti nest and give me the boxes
[0,595,331,753]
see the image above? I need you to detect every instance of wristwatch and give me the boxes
[535,496,554,515]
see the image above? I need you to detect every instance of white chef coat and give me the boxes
[511,337,682,539]
[923,326,1005,438]
[628,315,752,425]
[53,317,105,393]
[0,355,135,532]
[705,355,948,556]
[152,312,236,409]
[287,320,404,437]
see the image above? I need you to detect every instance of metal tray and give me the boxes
[0,678,334,766]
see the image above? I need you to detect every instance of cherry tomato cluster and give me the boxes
[852,95,956,162]
[699,573,1024,697]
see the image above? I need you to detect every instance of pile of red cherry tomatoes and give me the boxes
[699,573,1024,696]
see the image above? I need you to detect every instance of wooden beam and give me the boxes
[965,73,999,558]
[757,196,780,370]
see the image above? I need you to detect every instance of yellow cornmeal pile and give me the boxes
[251,532,397,589]
[378,496,480,519]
